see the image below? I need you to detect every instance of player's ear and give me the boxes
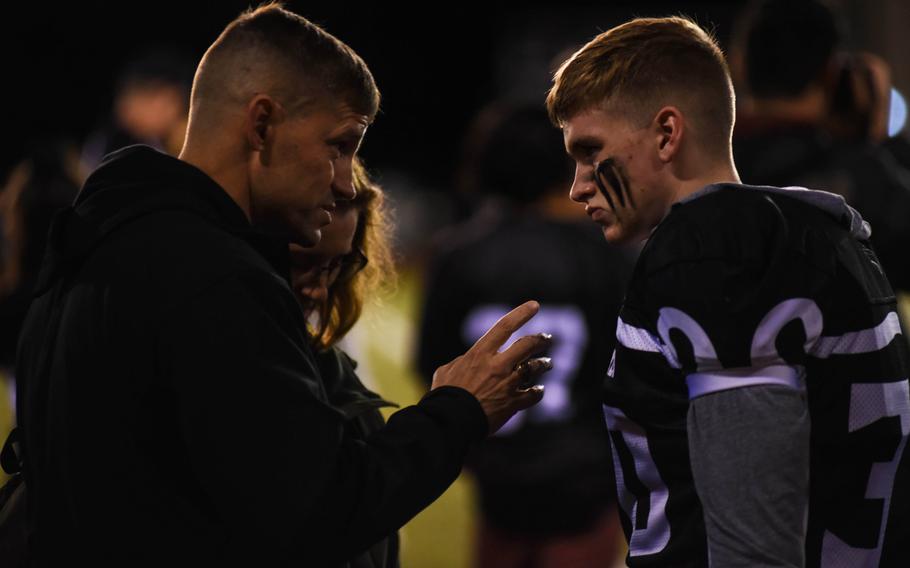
[653,106,684,163]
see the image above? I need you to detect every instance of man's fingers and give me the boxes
[510,356,553,387]
[499,333,552,369]
[473,301,540,353]
[514,384,545,411]
[487,384,546,435]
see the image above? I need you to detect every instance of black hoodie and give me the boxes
[15,145,487,567]
[734,122,910,292]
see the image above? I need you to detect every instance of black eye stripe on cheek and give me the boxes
[614,160,636,209]
[595,159,624,208]
[596,158,636,211]
[593,161,617,211]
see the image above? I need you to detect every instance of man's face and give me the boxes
[563,107,670,244]
[249,101,369,246]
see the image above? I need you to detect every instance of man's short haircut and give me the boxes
[547,16,735,156]
[191,2,379,120]
[741,0,843,99]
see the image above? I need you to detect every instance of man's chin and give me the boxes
[602,223,640,245]
[601,223,622,243]
[291,227,321,248]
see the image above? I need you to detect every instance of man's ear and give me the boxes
[245,95,282,155]
[653,106,684,163]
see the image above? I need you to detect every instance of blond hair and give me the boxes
[547,16,735,156]
[311,159,395,349]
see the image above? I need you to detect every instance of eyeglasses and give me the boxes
[310,247,368,285]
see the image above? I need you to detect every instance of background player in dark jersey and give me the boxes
[732,0,910,294]
[417,103,633,567]
[547,15,910,567]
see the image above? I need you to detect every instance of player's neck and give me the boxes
[672,159,741,204]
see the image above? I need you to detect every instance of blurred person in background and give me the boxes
[289,158,400,568]
[733,0,910,291]
[80,47,194,169]
[0,139,82,369]
[0,139,81,488]
[417,103,632,568]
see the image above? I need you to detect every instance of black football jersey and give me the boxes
[606,184,910,567]
[734,124,910,292]
[418,209,635,533]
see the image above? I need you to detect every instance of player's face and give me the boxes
[249,101,368,247]
[563,107,671,244]
[289,202,359,314]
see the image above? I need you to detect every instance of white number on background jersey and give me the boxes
[462,304,588,435]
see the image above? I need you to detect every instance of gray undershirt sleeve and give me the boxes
[687,384,810,568]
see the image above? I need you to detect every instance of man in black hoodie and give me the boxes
[14,5,548,567]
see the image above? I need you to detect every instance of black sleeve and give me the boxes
[160,270,487,564]
[852,147,910,292]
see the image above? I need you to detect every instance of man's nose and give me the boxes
[332,157,357,202]
[569,165,592,203]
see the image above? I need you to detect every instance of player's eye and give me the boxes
[575,144,600,162]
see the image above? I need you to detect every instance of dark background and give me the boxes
[0,1,746,189]
[3,0,907,196]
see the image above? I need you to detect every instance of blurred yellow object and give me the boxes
[0,369,14,483]
[341,266,477,568]
[900,293,910,346]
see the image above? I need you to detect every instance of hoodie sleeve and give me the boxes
[158,268,487,564]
